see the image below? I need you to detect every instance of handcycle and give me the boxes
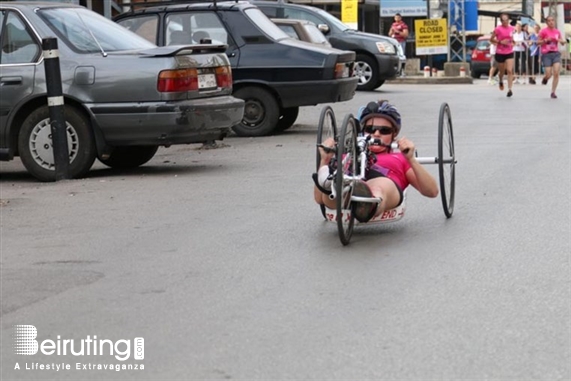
[315,102,456,245]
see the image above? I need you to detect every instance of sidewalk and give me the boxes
[387,75,473,84]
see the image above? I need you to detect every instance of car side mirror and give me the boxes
[318,24,329,34]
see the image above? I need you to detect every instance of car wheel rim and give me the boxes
[354,61,372,85]
[241,99,265,127]
[29,118,79,170]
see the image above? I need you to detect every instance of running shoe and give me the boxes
[507,90,513,97]
[529,78,536,85]
[551,92,557,99]
[499,81,504,91]
[542,77,548,85]
[351,181,378,223]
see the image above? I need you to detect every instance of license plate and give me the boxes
[198,74,217,89]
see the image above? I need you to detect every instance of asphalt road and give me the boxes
[1,77,570,380]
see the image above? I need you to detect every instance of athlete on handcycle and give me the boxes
[313,100,439,223]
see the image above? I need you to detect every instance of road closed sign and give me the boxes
[415,18,448,55]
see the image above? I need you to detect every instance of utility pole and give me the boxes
[545,0,558,20]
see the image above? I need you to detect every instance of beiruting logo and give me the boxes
[13,325,144,361]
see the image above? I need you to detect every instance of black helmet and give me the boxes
[359,100,402,135]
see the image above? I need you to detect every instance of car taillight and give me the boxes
[335,63,350,79]
[157,68,198,92]
[215,66,232,89]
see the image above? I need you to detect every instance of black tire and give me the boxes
[354,54,380,91]
[438,102,456,218]
[99,146,159,168]
[18,105,96,182]
[232,87,279,137]
[335,113,358,245]
[275,107,299,132]
[316,106,337,170]
[316,106,337,219]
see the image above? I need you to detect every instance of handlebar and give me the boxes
[317,137,408,154]
[363,136,409,154]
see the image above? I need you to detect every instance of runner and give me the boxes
[490,13,515,97]
[538,16,567,99]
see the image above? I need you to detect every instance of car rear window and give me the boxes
[277,24,299,39]
[165,12,229,45]
[244,8,289,40]
[39,7,155,53]
[116,15,159,44]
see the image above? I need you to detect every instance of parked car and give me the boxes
[115,1,357,137]
[470,35,492,78]
[252,1,401,91]
[271,18,331,47]
[0,2,244,181]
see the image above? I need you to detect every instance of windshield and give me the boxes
[244,8,290,40]
[38,7,156,53]
[312,7,352,32]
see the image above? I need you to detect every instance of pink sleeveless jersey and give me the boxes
[494,25,515,55]
[369,153,411,190]
[539,28,562,54]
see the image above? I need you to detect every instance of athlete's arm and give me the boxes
[398,137,439,198]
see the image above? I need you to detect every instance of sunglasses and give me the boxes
[364,125,394,135]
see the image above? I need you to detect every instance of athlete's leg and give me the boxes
[314,185,336,208]
[497,61,505,85]
[543,64,553,83]
[365,177,402,217]
[506,57,515,91]
[551,61,561,95]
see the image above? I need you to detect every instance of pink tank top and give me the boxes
[369,153,411,190]
[539,28,561,54]
[494,25,515,55]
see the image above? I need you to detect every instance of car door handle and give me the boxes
[0,76,23,86]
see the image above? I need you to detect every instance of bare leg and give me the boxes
[364,177,402,217]
[497,62,506,86]
[551,62,561,94]
[543,66,553,82]
[506,58,515,90]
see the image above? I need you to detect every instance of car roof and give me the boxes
[0,1,81,9]
[251,1,318,11]
[116,0,255,16]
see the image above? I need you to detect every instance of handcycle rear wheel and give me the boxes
[316,106,337,219]
[336,113,358,245]
[438,102,455,218]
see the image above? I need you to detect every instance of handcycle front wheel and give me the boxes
[335,113,358,246]
[316,106,337,219]
[438,102,455,218]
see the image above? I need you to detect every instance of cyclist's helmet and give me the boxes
[358,100,402,135]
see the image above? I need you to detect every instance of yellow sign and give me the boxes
[341,0,358,30]
[414,18,448,55]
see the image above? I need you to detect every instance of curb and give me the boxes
[388,76,474,84]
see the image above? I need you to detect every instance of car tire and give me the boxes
[99,146,159,168]
[232,87,279,137]
[471,68,480,78]
[354,54,380,91]
[18,105,96,182]
[275,107,299,132]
